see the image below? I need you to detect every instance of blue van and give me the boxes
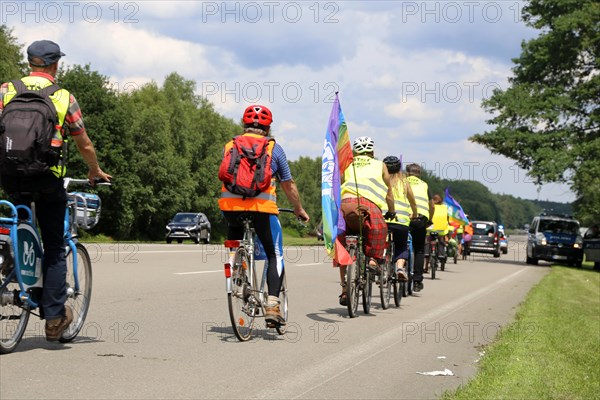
[526,214,583,267]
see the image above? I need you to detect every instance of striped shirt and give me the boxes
[0,72,86,136]
[271,143,293,182]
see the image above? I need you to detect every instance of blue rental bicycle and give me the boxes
[0,178,109,353]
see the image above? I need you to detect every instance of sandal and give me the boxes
[339,292,348,306]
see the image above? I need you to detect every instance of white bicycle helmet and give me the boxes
[353,136,375,154]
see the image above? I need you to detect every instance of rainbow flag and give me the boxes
[444,187,469,226]
[321,93,353,265]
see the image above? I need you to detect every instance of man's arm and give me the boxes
[382,163,395,213]
[405,181,418,217]
[279,180,309,222]
[71,131,112,183]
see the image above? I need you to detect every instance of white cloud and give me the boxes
[3,2,574,202]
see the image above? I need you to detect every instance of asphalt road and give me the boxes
[1,236,549,399]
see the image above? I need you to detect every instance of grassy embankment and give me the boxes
[443,263,600,399]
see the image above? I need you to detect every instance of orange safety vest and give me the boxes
[218,135,278,214]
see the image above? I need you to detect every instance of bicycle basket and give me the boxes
[70,192,101,230]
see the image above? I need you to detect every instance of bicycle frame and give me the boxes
[0,194,83,310]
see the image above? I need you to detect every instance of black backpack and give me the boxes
[0,79,62,176]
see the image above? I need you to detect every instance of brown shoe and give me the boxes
[45,305,73,341]
[265,303,284,326]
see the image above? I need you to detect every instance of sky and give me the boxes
[2,0,576,202]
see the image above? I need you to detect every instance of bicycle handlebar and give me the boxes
[64,177,111,190]
[278,208,308,227]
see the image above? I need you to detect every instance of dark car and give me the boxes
[469,221,501,257]
[166,212,211,244]
[526,214,583,267]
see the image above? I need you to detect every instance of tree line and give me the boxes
[0,26,576,242]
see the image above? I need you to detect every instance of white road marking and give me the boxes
[295,262,325,267]
[173,270,222,275]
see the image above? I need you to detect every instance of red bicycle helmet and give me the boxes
[243,105,273,127]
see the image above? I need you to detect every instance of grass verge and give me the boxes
[443,265,600,400]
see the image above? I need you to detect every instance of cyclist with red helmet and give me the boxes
[218,105,309,325]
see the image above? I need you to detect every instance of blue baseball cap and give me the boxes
[27,40,65,67]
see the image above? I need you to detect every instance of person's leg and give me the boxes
[362,202,387,264]
[410,218,426,283]
[253,213,285,324]
[35,184,68,321]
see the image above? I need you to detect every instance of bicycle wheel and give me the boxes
[430,256,437,280]
[275,273,288,335]
[379,257,391,310]
[0,274,30,354]
[346,246,360,318]
[362,264,372,315]
[61,243,92,342]
[228,248,256,341]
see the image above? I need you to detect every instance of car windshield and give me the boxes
[474,223,494,235]
[173,214,197,223]
[539,220,579,234]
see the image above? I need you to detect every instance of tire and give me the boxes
[393,277,401,307]
[502,248,508,255]
[346,246,360,318]
[202,231,211,244]
[166,238,172,244]
[454,252,458,264]
[0,275,31,354]
[380,257,392,310]
[177,239,183,244]
[362,265,372,315]
[228,248,256,341]
[276,273,288,335]
[493,251,500,258]
[61,243,93,343]
[193,236,200,245]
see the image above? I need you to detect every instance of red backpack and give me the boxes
[218,135,275,198]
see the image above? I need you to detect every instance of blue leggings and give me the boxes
[223,212,284,297]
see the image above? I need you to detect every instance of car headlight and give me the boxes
[536,233,547,246]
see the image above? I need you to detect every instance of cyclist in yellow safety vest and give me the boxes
[426,194,450,268]
[337,136,395,306]
[382,156,418,282]
[0,40,111,343]
[456,224,464,256]
[405,163,434,291]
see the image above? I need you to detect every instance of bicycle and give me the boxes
[224,208,300,341]
[344,233,373,318]
[427,231,440,280]
[0,178,109,353]
[380,231,394,310]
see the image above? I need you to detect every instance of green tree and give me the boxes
[0,25,27,83]
[470,0,600,225]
